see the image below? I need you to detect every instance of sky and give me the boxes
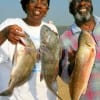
[0,0,100,26]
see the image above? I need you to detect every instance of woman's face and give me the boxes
[26,0,49,22]
[70,0,93,22]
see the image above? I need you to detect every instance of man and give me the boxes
[60,0,100,99]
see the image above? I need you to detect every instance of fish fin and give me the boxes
[12,45,18,66]
[0,78,15,96]
[40,63,44,81]
[82,86,87,95]
[0,88,13,96]
[40,72,44,81]
[81,82,88,95]
[47,81,63,100]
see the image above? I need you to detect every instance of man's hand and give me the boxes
[68,48,76,63]
[68,47,76,76]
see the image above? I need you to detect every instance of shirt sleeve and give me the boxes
[0,19,16,62]
[59,29,77,81]
[0,19,13,31]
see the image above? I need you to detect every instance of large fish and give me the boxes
[69,31,96,100]
[40,25,62,100]
[0,33,37,96]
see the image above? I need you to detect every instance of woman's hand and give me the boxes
[2,25,25,44]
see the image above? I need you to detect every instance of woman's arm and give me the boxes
[0,31,7,45]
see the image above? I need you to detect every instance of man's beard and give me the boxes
[74,12,92,22]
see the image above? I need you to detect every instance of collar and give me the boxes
[71,15,100,34]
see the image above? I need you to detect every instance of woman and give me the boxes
[0,0,58,100]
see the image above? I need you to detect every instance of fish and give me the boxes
[0,32,37,96]
[69,31,96,100]
[40,25,62,100]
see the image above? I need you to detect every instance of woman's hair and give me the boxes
[20,0,50,13]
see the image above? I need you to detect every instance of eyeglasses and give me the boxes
[30,0,48,7]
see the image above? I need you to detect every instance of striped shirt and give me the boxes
[60,16,100,100]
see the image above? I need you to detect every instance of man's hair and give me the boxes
[20,0,50,13]
[69,1,75,15]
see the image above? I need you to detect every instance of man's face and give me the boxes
[69,0,93,22]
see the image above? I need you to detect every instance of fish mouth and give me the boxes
[19,38,26,46]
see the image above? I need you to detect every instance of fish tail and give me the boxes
[54,92,63,100]
[69,83,82,100]
[40,72,44,81]
[0,88,13,96]
[48,81,63,100]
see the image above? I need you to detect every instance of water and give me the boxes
[57,26,68,35]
